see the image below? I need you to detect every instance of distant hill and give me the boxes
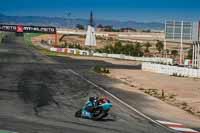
[0,13,164,30]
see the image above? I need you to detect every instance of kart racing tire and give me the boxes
[92,108,108,120]
[75,109,82,118]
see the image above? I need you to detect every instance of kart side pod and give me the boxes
[100,102,112,111]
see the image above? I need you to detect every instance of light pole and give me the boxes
[198,42,200,68]
[180,21,183,65]
[164,20,168,61]
[192,43,195,67]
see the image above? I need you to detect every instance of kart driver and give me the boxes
[82,96,99,118]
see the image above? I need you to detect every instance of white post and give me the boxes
[164,20,168,63]
[194,43,196,67]
[173,20,175,41]
[164,20,167,51]
[195,42,197,67]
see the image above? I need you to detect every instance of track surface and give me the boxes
[0,35,173,133]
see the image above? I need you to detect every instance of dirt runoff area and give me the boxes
[107,67,200,117]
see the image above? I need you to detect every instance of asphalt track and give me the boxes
[0,34,174,133]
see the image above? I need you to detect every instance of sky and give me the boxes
[0,0,200,22]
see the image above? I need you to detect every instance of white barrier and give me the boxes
[79,50,90,56]
[50,47,57,52]
[93,53,173,64]
[142,62,200,78]
[49,47,90,56]
[48,46,173,64]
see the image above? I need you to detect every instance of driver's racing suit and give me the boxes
[82,97,98,118]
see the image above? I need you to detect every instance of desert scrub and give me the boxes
[139,88,200,117]
[93,65,110,74]
[169,94,176,99]
[181,102,188,107]
[141,88,176,100]
[143,89,161,98]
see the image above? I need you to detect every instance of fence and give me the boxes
[142,62,200,78]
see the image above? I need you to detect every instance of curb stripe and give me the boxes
[170,127,198,132]
[183,132,200,133]
[182,132,200,133]
[165,124,185,128]
[156,120,200,133]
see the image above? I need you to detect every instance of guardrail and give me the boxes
[142,62,200,78]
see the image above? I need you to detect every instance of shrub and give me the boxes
[156,40,164,53]
[93,66,110,74]
[99,41,144,57]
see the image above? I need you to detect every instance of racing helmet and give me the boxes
[89,96,98,102]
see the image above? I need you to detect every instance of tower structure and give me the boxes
[85,11,96,46]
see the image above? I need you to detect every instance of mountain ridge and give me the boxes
[0,13,164,30]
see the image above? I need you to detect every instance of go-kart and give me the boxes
[75,97,112,120]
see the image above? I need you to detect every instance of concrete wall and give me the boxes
[48,46,172,64]
[93,53,173,64]
[142,62,200,78]
[49,47,90,56]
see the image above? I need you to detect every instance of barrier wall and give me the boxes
[47,45,173,64]
[93,53,173,64]
[142,62,200,78]
[49,47,90,56]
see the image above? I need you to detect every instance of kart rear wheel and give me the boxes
[92,111,108,121]
[92,108,108,121]
[93,108,102,117]
[75,109,82,118]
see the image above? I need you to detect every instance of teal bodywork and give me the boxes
[81,100,112,119]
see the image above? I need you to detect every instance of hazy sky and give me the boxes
[0,0,200,22]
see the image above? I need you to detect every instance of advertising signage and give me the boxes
[0,24,56,34]
[165,21,199,42]
[23,25,56,34]
[0,25,16,32]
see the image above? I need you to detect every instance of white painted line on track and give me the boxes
[156,120,183,126]
[68,69,176,132]
[170,127,198,132]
